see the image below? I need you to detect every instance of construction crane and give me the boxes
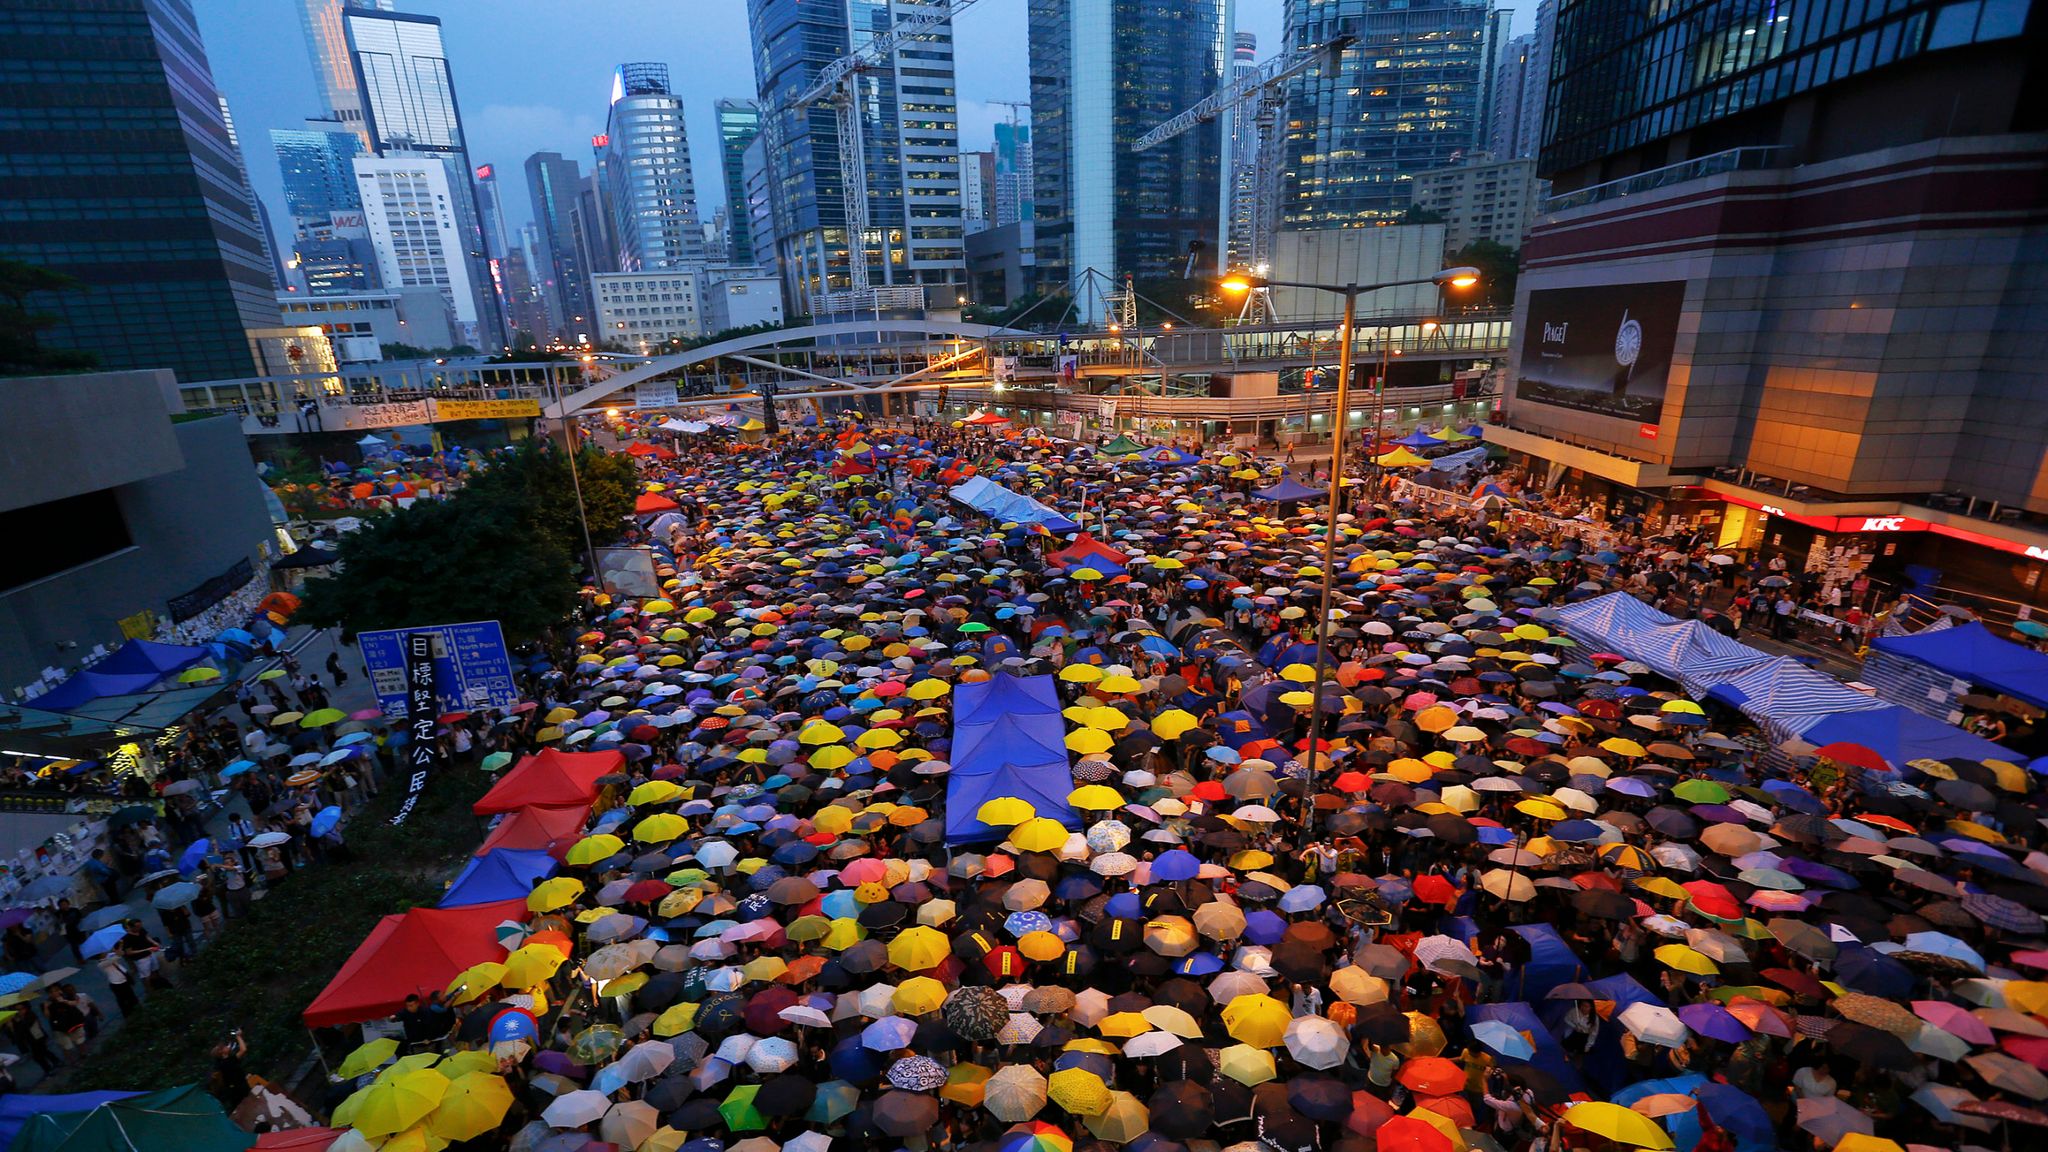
[788,0,984,302]
[1134,33,1355,323]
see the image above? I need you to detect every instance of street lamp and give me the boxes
[1220,266,1479,847]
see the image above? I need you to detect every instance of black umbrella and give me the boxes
[1286,1074,1352,1122]
[1149,1082,1215,1138]
[943,986,1009,1042]
[755,1073,817,1117]
[1573,888,1634,919]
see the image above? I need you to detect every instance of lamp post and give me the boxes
[1220,267,1479,848]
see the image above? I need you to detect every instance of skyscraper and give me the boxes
[0,0,278,380]
[273,126,364,225]
[299,0,393,148]
[1225,30,1261,269]
[1281,0,1510,229]
[353,155,482,344]
[524,151,589,338]
[341,7,504,348]
[1027,0,1228,316]
[961,150,995,234]
[748,0,968,310]
[716,99,762,265]
[1488,0,1552,162]
[992,120,1034,229]
[602,64,706,272]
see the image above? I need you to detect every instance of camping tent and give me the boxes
[1870,621,2048,708]
[25,670,165,713]
[438,847,558,907]
[8,1085,250,1152]
[1048,535,1130,577]
[0,1093,140,1149]
[473,749,625,815]
[92,640,207,678]
[945,673,1080,845]
[948,477,1079,533]
[476,802,594,857]
[1254,476,1322,503]
[303,899,525,1027]
[1096,435,1146,457]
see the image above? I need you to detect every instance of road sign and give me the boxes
[358,620,519,719]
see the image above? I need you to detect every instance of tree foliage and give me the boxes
[297,442,638,643]
[1452,238,1520,309]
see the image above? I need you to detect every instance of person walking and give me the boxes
[96,949,139,1016]
[325,650,349,688]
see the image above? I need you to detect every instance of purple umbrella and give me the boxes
[1677,1002,1751,1043]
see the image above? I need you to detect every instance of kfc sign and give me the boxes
[1857,516,1908,532]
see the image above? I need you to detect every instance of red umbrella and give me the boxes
[1396,1056,1465,1095]
[1375,1115,1454,1152]
[744,985,801,1034]
[1682,880,1742,920]
[1413,875,1458,906]
[1813,741,1888,771]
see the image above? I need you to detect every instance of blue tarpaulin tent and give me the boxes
[945,673,1079,845]
[1801,701,2018,763]
[1704,656,1891,736]
[1254,477,1322,502]
[1871,621,2048,708]
[0,1093,139,1150]
[93,640,207,678]
[26,671,166,713]
[948,477,1079,533]
[438,847,559,907]
[1509,922,1586,1002]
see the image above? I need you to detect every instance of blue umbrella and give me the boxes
[0,972,38,995]
[310,805,343,838]
[1151,849,1200,881]
[80,924,126,958]
[177,838,211,874]
[1472,1018,1536,1059]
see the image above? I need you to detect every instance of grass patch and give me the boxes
[62,766,494,1091]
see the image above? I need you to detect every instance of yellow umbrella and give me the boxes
[810,746,856,771]
[301,708,347,728]
[176,666,221,683]
[1515,799,1568,821]
[565,835,624,867]
[428,1072,513,1142]
[1835,1137,1906,1152]
[821,917,866,951]
[1654,944,1719,976]
[855,728,902,749]
[1009,817,1071,852]
[653,1002,700,1037]
[1098,674,1143,694]
[1066,728,1113,755]
[1150,709,1200,739]
[743,956,788,984]
[379,1125,448,1152]
[908,679,951,700]
[894,976,948,1014]
[270,711,304,727]
[1047,1068,1112,1116]
[1562,1102,1676,1150]
[337,1037,399,1079]
[1600,737,1648,757]
[501,943,569,988]
[544,706,578,723]
[1085,1091,1150,1143]
[1098,1011,1153,1038]
[1221,994,1290,1048]
[1081,706,1130,731]
[1067,785,1124,811]
[354,1069,450,1139]
[444,963,507,1004]
[1218,1043,1277,1086]
[976,797,1036,827]
[887,925,951,970]
[1280,663,1318,684]
[634,813,689,844]
[799,721,847,745]
[1058,665,1104,684]
[941,1063,991,1107]
[526,877,585,912]
[628,780,684,806]
[1018,931,1066,961]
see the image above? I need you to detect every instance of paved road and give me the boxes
[8,626,382,1089]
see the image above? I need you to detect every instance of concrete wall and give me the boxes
[1268,225,1447,322]
[0,414,272,691]
[0,371,184,513]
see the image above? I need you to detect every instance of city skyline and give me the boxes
[197,0,1467,249]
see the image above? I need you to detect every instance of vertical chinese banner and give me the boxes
[391,631,446,825]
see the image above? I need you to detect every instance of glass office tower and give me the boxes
[0,0,278,380]
[1027,0,1228,317]
[717,99,763,265]
[1281,0,1509,228]
[602,64,706,272]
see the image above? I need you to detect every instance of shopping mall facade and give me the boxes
[1489,0,2048,614]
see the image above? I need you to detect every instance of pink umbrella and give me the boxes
[1914,1000,1995,1045]
[349,708,384,720]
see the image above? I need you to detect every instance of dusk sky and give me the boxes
[192,2,1530,245]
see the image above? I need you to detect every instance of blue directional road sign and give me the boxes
[357,620,519,718]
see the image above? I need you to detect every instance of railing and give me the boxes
[1540,147,1788,214]
[946,379,1496,423]
[808,285,929,316]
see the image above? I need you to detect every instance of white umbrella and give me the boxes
[1282,1016,1348,1069]
[542,1088,610,1128]
[746,1036,799,1074]
[1121,1031,1185,1058]
[1619,1003,1690,1048]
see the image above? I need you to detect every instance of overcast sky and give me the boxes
[194,1,1527,245]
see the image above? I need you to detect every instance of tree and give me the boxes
[296,442,640,643]
[296,495,577,643]
[1451,239,1520,309]
[0,258,98,376]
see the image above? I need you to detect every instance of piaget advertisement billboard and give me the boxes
[1515,281,1686,422]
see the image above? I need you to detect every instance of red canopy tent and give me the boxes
[475,802,593,859]
[1047,534,1130,570]
[473,749,624,815]
[964,412,1011,426]
[302,899,525,1027]
[635,492,680,514]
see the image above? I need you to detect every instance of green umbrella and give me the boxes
[722,1084,768,1131]
[480,751,514,772]
[1671,779,1730,804]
